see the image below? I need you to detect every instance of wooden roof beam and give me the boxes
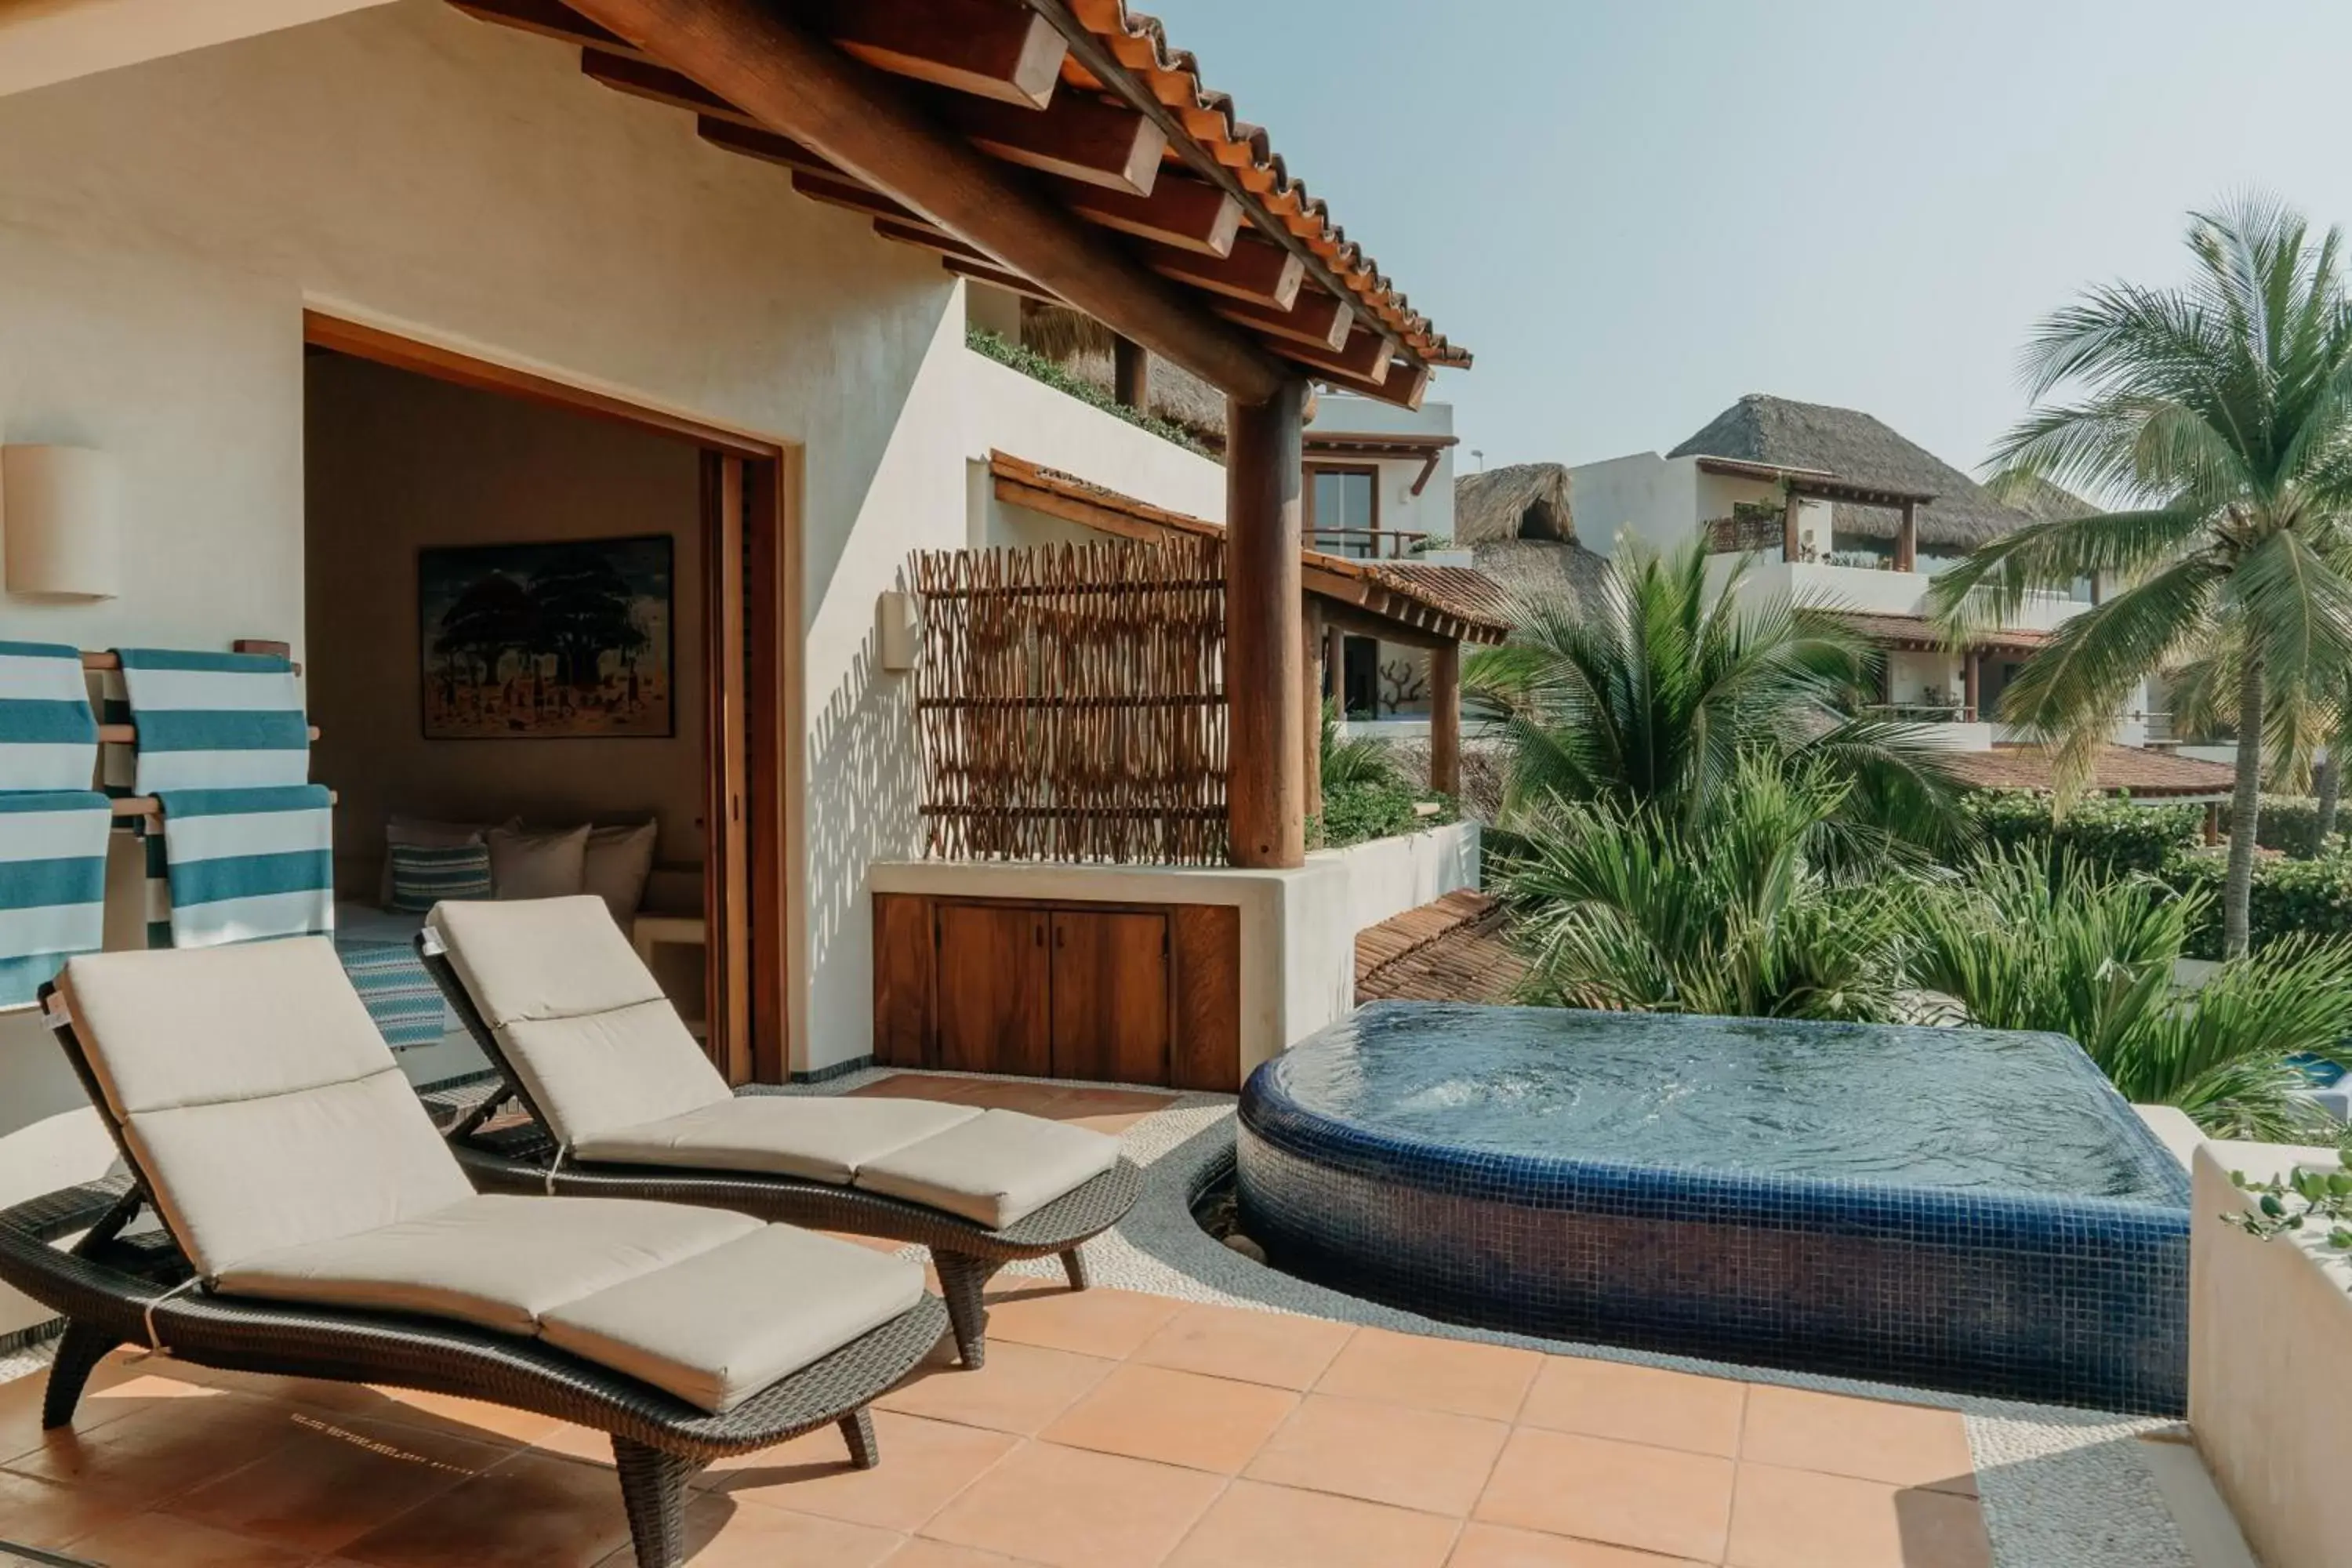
[696,116,840,177]
[935,92,1165,194]
[790,172,937,231]
[585,49,746,122]
[944,256,1063,305]
[564,0,1284,400]
[1276,325,1391,384]
[1298,354,1432,412]
[808,0,1068,108]
[1142,235,1303,309]
[1055,172,1242,256]
[873,217,995,266]
[1210,290,1352,351]
[451,0,644,56]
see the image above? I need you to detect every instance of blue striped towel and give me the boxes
[114,648,309,794]
[0,641,99,791]
[0,792,111,1006]
[150,785,334,949]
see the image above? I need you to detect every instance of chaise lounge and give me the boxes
[418,895,1145,1367]
[0,940,949,1568]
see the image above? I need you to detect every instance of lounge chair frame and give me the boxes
[417,936,1144,1368]
[2,992,949,1568]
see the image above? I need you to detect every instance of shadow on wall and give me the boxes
[804,622,922,1054]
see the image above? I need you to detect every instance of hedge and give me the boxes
[2252,794,2343,858]
[1314,782,1457,850]
[2169,848,2352,958]
[1955,792,2201,875]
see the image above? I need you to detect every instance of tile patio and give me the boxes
[0,1075,1994,1567]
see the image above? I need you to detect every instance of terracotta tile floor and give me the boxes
[0,1074,1994,1567]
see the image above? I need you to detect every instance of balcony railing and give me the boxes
[1308,527,1431,561]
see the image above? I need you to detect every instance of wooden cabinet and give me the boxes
[873,893,1239,1091]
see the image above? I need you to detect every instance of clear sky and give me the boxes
[1163,1,2352,481]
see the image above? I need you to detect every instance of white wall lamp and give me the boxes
[877,589,922,673]
[1,445,121,599]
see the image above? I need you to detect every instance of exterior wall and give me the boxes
[1563,452,1702,557]
[0,0,395,98]
[2190,1141,2352,1568]
[1308,392,1455,548]
[0,0,1232,1325]
[870,818,1479,1081]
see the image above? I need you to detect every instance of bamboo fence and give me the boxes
[913,538,1227,864]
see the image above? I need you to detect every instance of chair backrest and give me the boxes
[425,895,729,1146]
[56,939,474,1279]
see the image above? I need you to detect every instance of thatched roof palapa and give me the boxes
[1668,394,2027,550]
[1454,462,1574,546]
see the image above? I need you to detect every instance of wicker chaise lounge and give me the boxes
[0,940,949,1568]
[418,896,1144,1369]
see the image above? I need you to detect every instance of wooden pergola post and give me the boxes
[1781,492,1802,560]
[1113,335,1151,412]
[1429,641,1461,797]
[1226,379,1310,869]
[1896,500,1918,572]
[1962,648,1980,723]
[1303,600,1325,828]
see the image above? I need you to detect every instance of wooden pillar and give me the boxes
[1113,336,1151,412]
[1303,601,1325,826]
[1781,493,1801,559]
[2204,801,2222,846]
[1896,500,1918,572]
[1962,649,1980,723]
[1225,379,1309,869]
[1325,622,1345,710]
[1429,641,1461,797]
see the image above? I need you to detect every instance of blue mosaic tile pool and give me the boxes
[1236,1002,2192,1414]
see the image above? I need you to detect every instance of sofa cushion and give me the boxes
[60,942,475,1277]
[583,822,659,925]
[854,1110,1123,1229]
[572,1096,982,1185]
[488,823,590,902]
[541,1226,926,1414]
[216,1194,760,1335]
[430,896,730,1144]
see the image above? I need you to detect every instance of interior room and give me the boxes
[303,345,713,1087]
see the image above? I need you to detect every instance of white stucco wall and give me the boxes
[0,0,1235,1328]
[0,0,396,98]
[1563,452,1703,557]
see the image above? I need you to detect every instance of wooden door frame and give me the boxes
[303,310,803,1084]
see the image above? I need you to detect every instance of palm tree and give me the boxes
[1907,848,2352,1138]
[1499,756,1909,1022]
[1467,537,1960,845]
[1931,197,2352,957]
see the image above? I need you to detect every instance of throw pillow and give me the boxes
[378,815,514,906]
[488,822,591,901]
[583,821,659,926]
[387,842,494,914]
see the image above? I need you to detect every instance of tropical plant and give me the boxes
[1319,698,1402,792]
[1499,757,1911,1022]
[1906,848,2352,1138]
[1468,538,1961,847]
[1932,197,2352,959]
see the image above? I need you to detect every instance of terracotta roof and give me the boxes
[989,451,1512,643]
[1072,2,1466,369]
[1355,890,1526,1005]
[1829,612,2052,652]
[1944,745,2236,798]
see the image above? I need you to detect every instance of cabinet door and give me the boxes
[1050,909,1171,1086]
[935,903,1050,1076]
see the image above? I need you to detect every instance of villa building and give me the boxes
[1570,394,2233,798]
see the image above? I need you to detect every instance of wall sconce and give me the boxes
[2,445,120,599]
[877,589,922,672]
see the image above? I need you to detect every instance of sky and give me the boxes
[1163,1,2352,481]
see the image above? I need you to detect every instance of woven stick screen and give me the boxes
[913,539,1228,865]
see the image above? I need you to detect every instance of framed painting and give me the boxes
[419,535,675,739]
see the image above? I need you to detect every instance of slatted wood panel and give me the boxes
[1050,909,1171,1085]
[913,539,1228,865]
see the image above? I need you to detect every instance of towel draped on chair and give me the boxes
[0,641,110,1004]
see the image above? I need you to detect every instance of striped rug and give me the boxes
[334,936,452,1050]
[150,786,334,949]
[114,648,308,794]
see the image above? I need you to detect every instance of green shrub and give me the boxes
[964,325,1213,457]
[2255,794,2339,858]
[1315,782,1454,850]
[2170,848,2352,958]
[1955,792,2201,875]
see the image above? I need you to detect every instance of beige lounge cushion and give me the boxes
[541,1226,925,1414]
[572,1096,982,1185]
[217,1195,759,1334]
[854,1109,1122,1229]
[429,896,729,1144]
[59,942,474,1278]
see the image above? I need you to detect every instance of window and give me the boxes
[1305,465,1378,557]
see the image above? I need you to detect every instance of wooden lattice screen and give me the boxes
[913,538,1228,864]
